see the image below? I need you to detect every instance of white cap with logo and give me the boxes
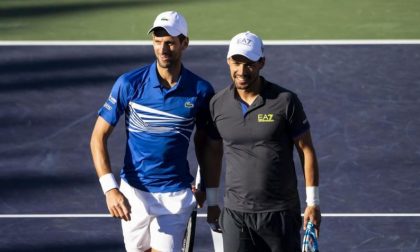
[148,11,188,37]
[227,31,264,62]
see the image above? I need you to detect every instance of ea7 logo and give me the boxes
[237,38,252,46]
[257,114,274,122]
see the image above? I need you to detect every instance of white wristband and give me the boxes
[306,186,320,206]
[206,188,218,206]
[99,173,118,194]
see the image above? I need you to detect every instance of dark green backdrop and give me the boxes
[1,0,420,40]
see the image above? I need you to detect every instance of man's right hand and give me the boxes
[105,188,131,221]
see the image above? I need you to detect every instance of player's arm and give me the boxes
[294,130,321,237]
[90,116,131,221]
[194,128,223,226]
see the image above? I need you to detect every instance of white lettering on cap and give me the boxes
[237,38,252,46]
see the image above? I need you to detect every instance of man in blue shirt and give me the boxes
[90,11,222,252]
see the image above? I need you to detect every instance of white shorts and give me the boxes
[119,179,196,252]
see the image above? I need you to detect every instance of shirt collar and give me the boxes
[229,76,266,109]
[229,77,267,98]
[149,61,160,88]
[149,61,185,90]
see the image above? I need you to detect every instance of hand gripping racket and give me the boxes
[302,221,319,252]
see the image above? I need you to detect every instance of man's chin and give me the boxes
[234,80,249,88]
[235,84,250,90]
[157,61,172,68]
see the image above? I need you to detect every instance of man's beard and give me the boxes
[233,75,256,91]
[157,58,174,68]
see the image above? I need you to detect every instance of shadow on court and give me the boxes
[0,218,124,252]
[0,44,419,251]
[0,243,123,252]
[0,46,154,91]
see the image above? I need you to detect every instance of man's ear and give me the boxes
[182,37,189,50]
[259,57,266,69]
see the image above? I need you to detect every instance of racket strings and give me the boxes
[302,221,319,252]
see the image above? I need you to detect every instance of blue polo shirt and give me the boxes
[98,61,215,193]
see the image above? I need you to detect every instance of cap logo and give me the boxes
[237,38,252,46]
[161,18,169,21]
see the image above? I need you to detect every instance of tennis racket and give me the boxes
[182,208,197,252]
[182,166,202,252]
[302,221,319,252]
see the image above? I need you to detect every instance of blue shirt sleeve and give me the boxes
[98,74,131,126]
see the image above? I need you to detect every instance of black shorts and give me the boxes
[220,208,302,252]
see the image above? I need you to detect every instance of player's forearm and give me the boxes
[294,131,320,207]
[302,147,320,207]
[90,131,121,194]
[194,134,223,188]
[303,150,319,187]
[294,131,319,187]
[202,138,223,188]
[91,147,112,177]
[90,137,113,177]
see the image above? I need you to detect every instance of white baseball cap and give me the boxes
[227,31,264,62]
[148,11,188,37]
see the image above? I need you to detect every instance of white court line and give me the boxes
[0,214,111,218]
[199,213,420,218]
[1,213,420,218]
[319,213,420,217]
[1,40,420,46]
[210,230,224,252]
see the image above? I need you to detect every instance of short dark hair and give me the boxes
[152,27,187,43]
[178,34,187,43]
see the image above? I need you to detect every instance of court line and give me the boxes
[1,213,420,218]
[0,214,111,218]
[210,230,223,252]
[201,213,420,217]
[1,40,420,46]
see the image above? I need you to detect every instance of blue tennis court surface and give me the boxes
[1,44,420,251]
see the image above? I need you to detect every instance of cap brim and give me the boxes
[148,26,182,36]
[227,50,261,62]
